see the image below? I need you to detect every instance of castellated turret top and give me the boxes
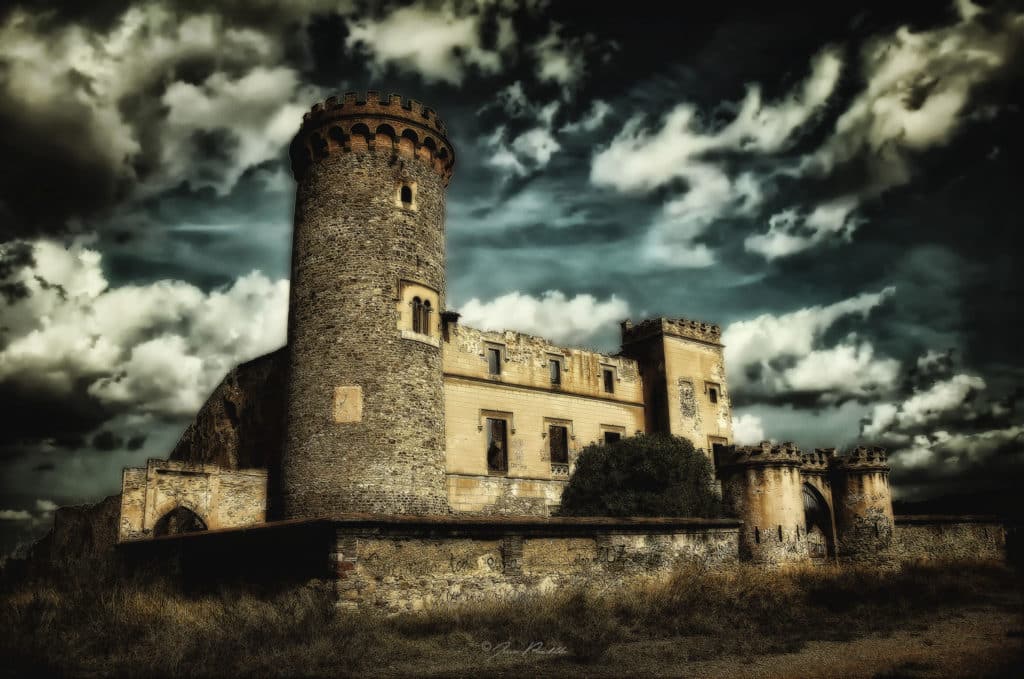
[722,441,804,468]
[801,448,835,475]
[289,91,456,183]
[831,446,890,473]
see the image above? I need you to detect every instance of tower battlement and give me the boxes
[801,448,835,475]
[290,91,455,183]
[722,441,803,468]
[832,446,889,473]
[621,317,722,346]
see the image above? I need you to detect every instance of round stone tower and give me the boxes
[719,442,809,565]
[281,91,455,519]
[830,446,894,560]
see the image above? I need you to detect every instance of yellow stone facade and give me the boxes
[440,318,732,514]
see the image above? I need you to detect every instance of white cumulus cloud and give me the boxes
[732,413,766,445]
[457,290,629,347]
[723,287,900,405]
[0,239,289,420]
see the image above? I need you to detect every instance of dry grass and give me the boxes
[2,559,1021,677]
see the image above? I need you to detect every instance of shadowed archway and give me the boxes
[153,506,207,537]
[803,483,835,560]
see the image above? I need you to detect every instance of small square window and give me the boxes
[604,431,621,444]
[487,348,502,376]
[602,368,615,394]
[550,359,561,385]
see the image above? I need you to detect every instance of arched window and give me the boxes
[411,297,423,333]
[421,300,432,335]
[400,185,413,204]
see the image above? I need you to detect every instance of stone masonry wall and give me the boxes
[331,518,741,612]
[119,459,267,541]
[889,516,1006,563]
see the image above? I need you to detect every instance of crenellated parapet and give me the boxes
[831,446,889,474]
[801,447,835,476]
[721,441,804,469]
[290,91,456,183]
[620,317,722,347]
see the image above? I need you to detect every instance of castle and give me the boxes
[114,93,1005,608]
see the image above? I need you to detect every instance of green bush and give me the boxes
[557,433,722,517]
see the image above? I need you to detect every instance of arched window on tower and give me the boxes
[411,297,423,333]
[421,300,432,335]
[400,185,413,204]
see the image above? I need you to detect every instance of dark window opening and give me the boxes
[549,425,569,464]
[712,442,726,469]
[604,431,622,444]
[487,348,502,375]
[411,296,423,333]
[603,368,615,393]
[709,387,719,404]
[486,418,508,473]
[420,300,432,335]
[550,359,561,385]
[754,527,760,544]
[778,525,783,541]
[400,185,413,204]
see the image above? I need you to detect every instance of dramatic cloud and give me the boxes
[861,373,987,439]
[345,1,517,85]
[591,48,842,266]
[457,290,629,347]
[750,1,1024,258]
[732,413,766,445]
[723,287,900,405]
[0,510,31,521]
[0,3,313,237]
[0,239,288,448]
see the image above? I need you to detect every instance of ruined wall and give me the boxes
[170,349,286,470]
[442,324,644,514]
[331,517,741,611]
[890,516,1006,563]
[119,460,267,541]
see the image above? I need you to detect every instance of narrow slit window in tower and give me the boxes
[401,185,413,205]
[550,358,561,385]
[603,368,615,394]
[709,386,719,404]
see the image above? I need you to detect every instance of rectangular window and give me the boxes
[549,425,569,464]
[486,418,508,473]
[604,431,622,444]
[549,359,561,385]
[487,347,502,376]
[706,381,720,404]
[602,368,615,394]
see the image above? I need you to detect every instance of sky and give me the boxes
[1,0,1023,554]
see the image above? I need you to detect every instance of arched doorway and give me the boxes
[153,506,207,537]
[802,484,835,560]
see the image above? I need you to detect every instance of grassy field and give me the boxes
[2,560,1022,678]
